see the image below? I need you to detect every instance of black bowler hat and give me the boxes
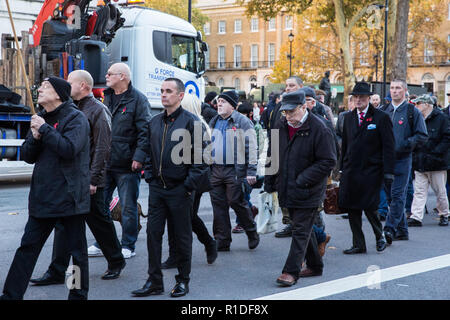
[280,89,305,111]
[350,81,373,96]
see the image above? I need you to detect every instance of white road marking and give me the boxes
[255,254,450,300]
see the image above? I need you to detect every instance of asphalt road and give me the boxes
[0,180,449,300]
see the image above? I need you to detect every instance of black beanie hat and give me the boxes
[44,76,71,102]
[218,90,239,108]
[205,91,218,103]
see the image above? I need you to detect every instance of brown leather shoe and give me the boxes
[299,268,322,278]
[276,273,297,287]
[318,234,331,257]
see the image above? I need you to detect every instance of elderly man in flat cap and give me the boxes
[408,94,450,227]
[264,89,336,287]
[1,76,91,300]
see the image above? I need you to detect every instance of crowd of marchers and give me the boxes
[1,65,449,299]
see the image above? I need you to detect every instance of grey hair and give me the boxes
[391,79,408,90]
[287,76,303,86]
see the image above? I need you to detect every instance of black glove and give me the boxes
[264,183,276,194]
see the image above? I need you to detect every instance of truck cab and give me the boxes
[107,5,207,113]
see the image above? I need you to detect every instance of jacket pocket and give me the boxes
[111,136,133,167]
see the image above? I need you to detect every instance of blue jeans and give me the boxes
[405,172,414,213]
[313,224,327,244]
[104,171,141,251]
[378,187,388,217]
[236,180,253,225]
[384,156,411,236]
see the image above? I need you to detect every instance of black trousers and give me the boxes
[47,188,124,278]
[147,182,193,285]
[348,209,383,251]
[167,191,214,259]
[282,208,323,278]
[1,215,89,300]
[209,165,256,247]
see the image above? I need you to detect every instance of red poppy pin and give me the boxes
[398,120,404,125]
[53,122,59,129]
[366,117,372,122]
[122,107,126,114]
[232,126,237,131]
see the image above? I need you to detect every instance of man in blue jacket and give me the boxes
[0,76,91,300]
[381,79,428,243]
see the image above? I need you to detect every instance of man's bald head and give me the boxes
[68,70,94,100]
[106,63,132,92]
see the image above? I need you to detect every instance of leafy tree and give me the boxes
[144,0,208,34]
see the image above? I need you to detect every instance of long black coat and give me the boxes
[412,108,450,172]
[339,105,395,211]
[265,111,336,209]
[22,101,91,218]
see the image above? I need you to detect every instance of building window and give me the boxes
[234,78,241,90]
[234,19,242,33]
[218,78,224,87]
[218,21,226,34]
[251,44,258,68]
[268,17,276,31]
[285,16,293,30]
[251,18,259,32]
[218,46,225,68]
[359,41,369,66]
[234,45,242,68]
[268,43,275,67]
[424,37,434,63]
[203,22,210,35]
[422,73,435,93]
[205,49,210,69]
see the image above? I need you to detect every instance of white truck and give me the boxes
[0,0,208,180]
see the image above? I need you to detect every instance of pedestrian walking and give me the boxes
[381,79,428,243]
[338,82,395,254]
[132,78,209,298]
[264,89,336,287]
[91,63,151,259]
[408,94,450,227]
[29,71,126,288]
[0,77,90,300]
[208,90,260,252]
[161,92,218,269]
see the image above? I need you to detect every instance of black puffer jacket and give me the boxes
[144,106,209,192]
[264,111,336,208]
[22,101,91,218]
[413,108,450,172]
[103,82,151,172]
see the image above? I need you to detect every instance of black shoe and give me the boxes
[170,282,189,298]
[161,258,177,269]
[205,239,218,264]
[275,224,293,238]
[376,238,387,252]
[131,280,164,297]
[393,234,409,241]
[101,260,126,280]
[407,218,422,227]
[246,230,260,249]
[343,247,366,254]
[30,272,65,286]
[439,216,449,226]
[384,230,393,245]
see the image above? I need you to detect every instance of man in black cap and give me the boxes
[264,89,336,287]
[202,91,218,123]
[338,82,395,254]
[1,76,91,300]
[208,90,260,252]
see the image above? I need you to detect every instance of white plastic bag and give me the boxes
[256,191,280,234]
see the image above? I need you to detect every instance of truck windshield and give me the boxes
[171,35,196,73]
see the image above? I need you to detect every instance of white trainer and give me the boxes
[122,248,136,259]
[88,245,104,257]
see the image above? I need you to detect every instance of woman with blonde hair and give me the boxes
[162,93,217,269]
